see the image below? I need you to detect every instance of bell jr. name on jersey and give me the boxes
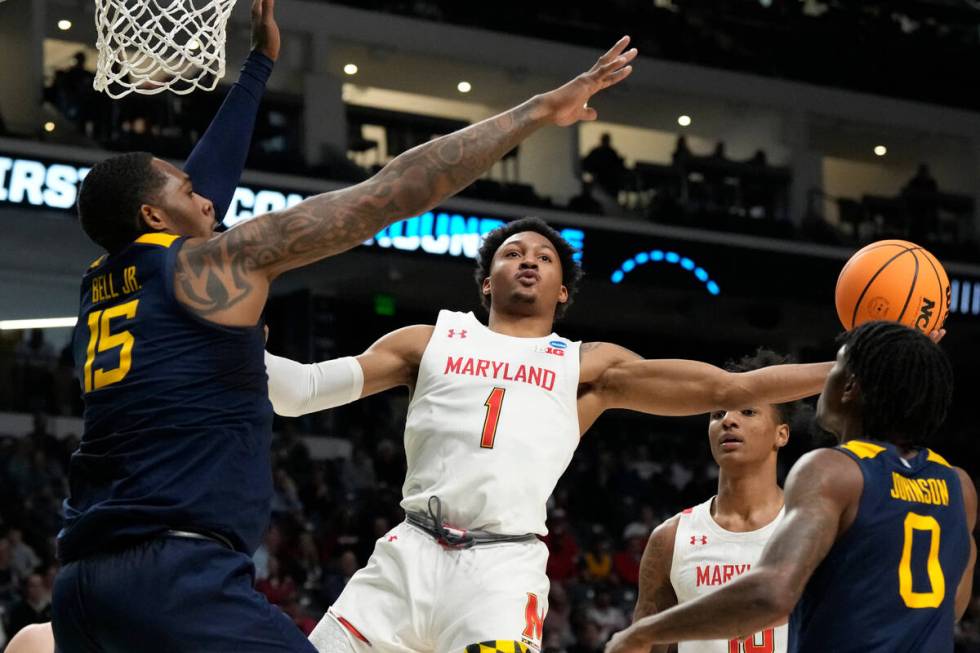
[91,265,142,304]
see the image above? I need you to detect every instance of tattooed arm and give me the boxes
[633,517,680,653]
[174,37,638,325]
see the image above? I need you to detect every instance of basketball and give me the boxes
[835,239,950,332]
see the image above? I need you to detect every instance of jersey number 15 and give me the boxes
[82,299,139,393]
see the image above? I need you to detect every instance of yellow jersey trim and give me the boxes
[841,440,886,459]
[926,449,952,468]
[87,255,107,270]
[135,233,180,248]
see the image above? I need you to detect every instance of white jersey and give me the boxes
[400,310,581,535]
[670,497,788,653]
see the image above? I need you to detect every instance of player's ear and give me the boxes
[557,284,568,304]
[482,276,491,297]
[840,373,861,405]
[140,203,168,232]
[774,422,790,449]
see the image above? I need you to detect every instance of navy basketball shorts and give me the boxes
[52,536,317,653]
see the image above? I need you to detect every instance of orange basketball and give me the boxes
[835,239,950,332]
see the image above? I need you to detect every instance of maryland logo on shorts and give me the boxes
[464,641,530,653]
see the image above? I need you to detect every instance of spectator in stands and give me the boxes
[255,555,297,606]
[671,135,691,165]
[583,133,626,203]
[48,52,97,135]
[544,582,575,650]
[6,529,39,580]
[5,573,51,639]
[586,589,628,641]
[568,179,604,215]
[583,537,614,583]
[613,524,647,586]
[544,510,580,582]
[253,523,282,582]
[0,537,19,607]
[902,163,940,241]
[570,619,605,653]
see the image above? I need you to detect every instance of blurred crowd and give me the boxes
[1,374,979,650]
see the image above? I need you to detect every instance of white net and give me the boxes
[94,0,238,98]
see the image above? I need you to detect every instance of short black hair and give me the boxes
[725,348,801,426]
[837,321,953,447]
[474,217,583,319]
[77,152,166,253]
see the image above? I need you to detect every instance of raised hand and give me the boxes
[538,36,638,127]
[251,0,280,61]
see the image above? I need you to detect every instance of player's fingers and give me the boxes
[929,328,946,344]
[597,36,631,66]
[598,51,635,76]
[601,65,633,88]
[580,106,599,122]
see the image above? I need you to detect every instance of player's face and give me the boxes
[483,231,568,317]
[707,404,788,467]
[146,159,217,238]
[815,344,849,441]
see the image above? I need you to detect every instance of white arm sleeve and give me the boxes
[264,351,364,417]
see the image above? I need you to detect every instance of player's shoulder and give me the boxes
[643,514,681,562]
[786,447,864,497]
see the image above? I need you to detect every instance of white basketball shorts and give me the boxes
[309,522,550,653]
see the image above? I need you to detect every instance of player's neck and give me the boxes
[487,309,554,338]
[712,464,783,531]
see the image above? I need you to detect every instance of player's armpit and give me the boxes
[953,467,977,621]
[355,324,434,396]
[583,344,831,417]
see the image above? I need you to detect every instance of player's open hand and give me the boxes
[251,0,280,62]
[538,36,637,127]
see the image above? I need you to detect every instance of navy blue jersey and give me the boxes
[789,440,970,653]
[58,233,272,562]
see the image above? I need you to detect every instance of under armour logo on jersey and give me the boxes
[388,535,398,542]
[690,535,708,545]
[448,329,468,338]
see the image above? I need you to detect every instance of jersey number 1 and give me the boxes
[728,629,774,653]
[83,299,139,393]
[480,387,506,448]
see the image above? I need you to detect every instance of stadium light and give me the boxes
[0,317,78,330]
[677,114,692,127]
[874,145,887,156]
[344,63,358,76]
[457,81,472,93]
[58,19,72,30]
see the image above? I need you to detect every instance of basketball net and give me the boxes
[94,0,237,98]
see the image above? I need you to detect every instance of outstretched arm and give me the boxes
[174,37,638,325]
[578,342,830,427]
[605,449,861,652]
[183,0,279,219]
[265,325,434,416]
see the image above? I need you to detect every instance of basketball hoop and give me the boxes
[94,0,237,98]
